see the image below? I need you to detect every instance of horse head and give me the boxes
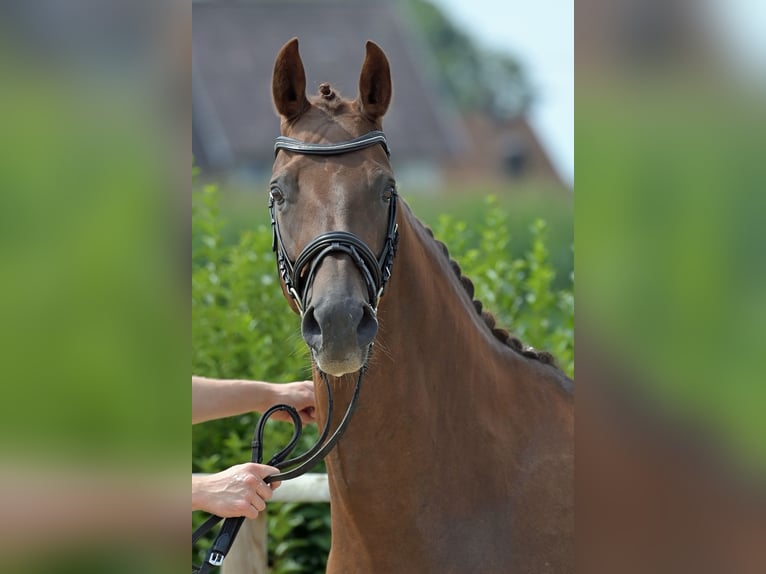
[269,38,396,377]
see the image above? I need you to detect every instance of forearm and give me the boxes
[191,473,209,512]
[192,376,280,424]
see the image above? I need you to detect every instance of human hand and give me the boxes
[270,380,316,425]
[192,463,282,519]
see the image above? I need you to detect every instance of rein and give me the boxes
[193,131,398,573]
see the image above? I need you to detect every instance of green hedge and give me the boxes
[192,183,573,572]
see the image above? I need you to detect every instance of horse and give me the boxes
[268,38,574,574]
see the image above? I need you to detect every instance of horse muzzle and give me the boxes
[302,293,378,376]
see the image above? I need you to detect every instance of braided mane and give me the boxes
[420,221,560,371]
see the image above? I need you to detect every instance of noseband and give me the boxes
[268,130,399,314]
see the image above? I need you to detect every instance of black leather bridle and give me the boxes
[269,130,399,314]
[193,131,399,573]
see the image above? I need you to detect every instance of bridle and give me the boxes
[269,130,399,314]
[193,131,399,573]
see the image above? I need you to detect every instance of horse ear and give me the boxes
[272,38,309,120]
[358,41,392,121]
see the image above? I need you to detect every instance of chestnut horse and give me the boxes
[269,38,573,574]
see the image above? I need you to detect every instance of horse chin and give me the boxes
[312,348,368,377]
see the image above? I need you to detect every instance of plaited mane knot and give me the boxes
[319,82,335,100]
[460,276,475,299]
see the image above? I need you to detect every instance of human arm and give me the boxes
[192,376,316,425]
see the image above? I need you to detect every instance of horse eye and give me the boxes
[270,187,285,205]
[382,185,395,202]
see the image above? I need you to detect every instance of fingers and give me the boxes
[244,463,279,498]
[252,464,282,495]
[253,464,280,480]
[259,465,281,490]
[300,406,316,424]
[242,501,262,520]
[271,381,316,425]
[228,464,280,519]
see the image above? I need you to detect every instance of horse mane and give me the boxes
[418,219,562,372]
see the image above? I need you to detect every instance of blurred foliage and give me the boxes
[406,186,574,291]
[578,80,766,477]
[267,502,332,574]
[192,181,573,571]
[405,0,533,118]
[0,46,185,463]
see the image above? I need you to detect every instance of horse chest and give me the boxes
[328,512,523,574]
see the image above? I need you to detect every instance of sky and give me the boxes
[431,0,574,185]
[705,0,766,78]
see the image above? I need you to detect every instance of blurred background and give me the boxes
[577,0,766,571]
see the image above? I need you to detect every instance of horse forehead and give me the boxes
[289,101,367,137]
[314,163,375,200]
[281,152,380,188]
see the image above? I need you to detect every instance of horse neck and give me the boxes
[320,202,570,470]
[373,204,505,407]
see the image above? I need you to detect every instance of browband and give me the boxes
[274,130,390,158]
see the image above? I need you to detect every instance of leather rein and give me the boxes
[193,131,398,573]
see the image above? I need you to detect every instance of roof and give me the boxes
[448,113,566,187]
[192,0,467,172]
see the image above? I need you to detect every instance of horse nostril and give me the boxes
[356,305,379,348]
[302,307,322,351]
